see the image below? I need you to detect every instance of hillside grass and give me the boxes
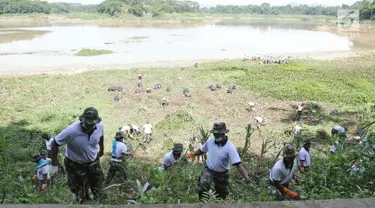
[1,55,375,204]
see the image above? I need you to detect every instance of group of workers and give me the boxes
[31,102,371,203]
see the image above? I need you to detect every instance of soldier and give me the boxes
[105,132,132,186]
[160,143,184,172]
[50,107,105,203]
[268,144,299,201]
[186,122,250,200]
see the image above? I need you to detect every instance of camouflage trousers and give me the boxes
[198,167,229,200]
[64,157,105,203]
[105,161,127,186]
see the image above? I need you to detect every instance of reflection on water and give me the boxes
[0,21,357,73]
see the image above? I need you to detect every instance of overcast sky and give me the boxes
[45,0,359,6]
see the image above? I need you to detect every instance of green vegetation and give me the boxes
[75,49,113,56]
[0,0,374,20]
[0,55,375,204]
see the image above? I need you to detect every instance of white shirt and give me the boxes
[200,138,241,173]
[131,125,139,132]
[294,125,302,136]
[297,105,303,111]
[143,124,152,134]
[333,126,345,133]
[45,138,54,150]
[121,126,131,133]
[111,141,128,162]
[36,160,50,180]
[298,147,310,167]
[269,159,297,184]
[55,121,104,163]
[162,151,181,169]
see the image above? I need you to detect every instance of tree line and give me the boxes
[0,0,374,20]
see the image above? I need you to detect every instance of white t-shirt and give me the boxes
[333,126,345,133]
[143,124,152,134]
[294,125,302,135]
[298,147,310,167]
[162,151,181,168]
[45,138,54,150]
[36,161,49,180]
[200,138,241,173]
[121,126,131,133]
[131,125,139,132]
[269,159,297,184]
[111,141,128,162]
[297,105,303,111]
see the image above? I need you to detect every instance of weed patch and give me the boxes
[155,110,195,131]
[75,48,113,56]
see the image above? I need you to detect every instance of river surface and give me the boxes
[0,21,359,74]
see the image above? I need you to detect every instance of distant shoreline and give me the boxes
[0,13,336,25]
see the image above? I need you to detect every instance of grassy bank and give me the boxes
[0,55,375,204]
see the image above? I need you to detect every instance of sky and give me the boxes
[45,0,360,6]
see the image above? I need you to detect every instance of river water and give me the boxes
[0,21,356,74]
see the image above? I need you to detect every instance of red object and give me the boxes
[138,71,143,76]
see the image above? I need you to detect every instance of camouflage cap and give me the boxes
[210,122,229,134]
[31,154,41,162]
[79,107,101,124]
[40,150,48,155]
[283,144,296,158]
[172,143,183,152]
[115,131,125,139]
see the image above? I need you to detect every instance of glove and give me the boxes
[283,187,299,199]
[40,184,47,192]
[185,152,195,158]
[50,165,58,176]
[300,167,305,172]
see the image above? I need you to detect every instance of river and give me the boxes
[0,21,359,74]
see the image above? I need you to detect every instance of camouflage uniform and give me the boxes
[64,157,104,202]
[198,167,229,200]
[105,161,127,185]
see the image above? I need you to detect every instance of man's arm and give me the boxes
[99,136,104,157]
[235,163,250,182]
[51,140,59,166]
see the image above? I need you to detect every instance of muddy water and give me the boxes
[0,21,365,74]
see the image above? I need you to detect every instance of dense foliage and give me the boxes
[0,0,374,20]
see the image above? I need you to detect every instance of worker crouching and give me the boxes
[105,131,132,186]
[268,144,299,201]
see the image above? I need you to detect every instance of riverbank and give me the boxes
[0,13,336,25]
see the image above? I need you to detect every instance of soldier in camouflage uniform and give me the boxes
[105,131,132,185]
[186,122,250,200]
[50,107,105,203]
